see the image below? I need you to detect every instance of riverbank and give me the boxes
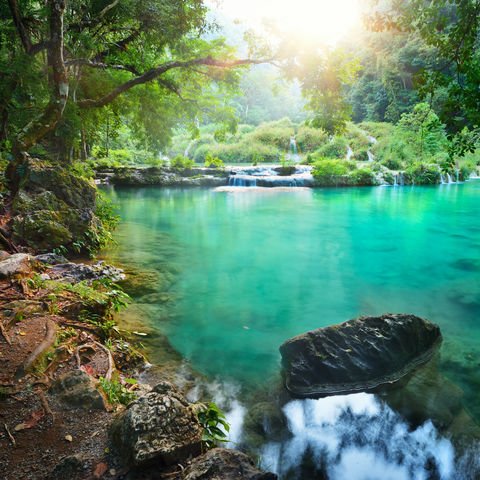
[95,163,480,188]
[0,250,274,480]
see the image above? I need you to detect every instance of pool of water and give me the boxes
[102,182,480,478]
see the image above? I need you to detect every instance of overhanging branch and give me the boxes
[77,56,270,108]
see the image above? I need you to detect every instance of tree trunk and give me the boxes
[7,0,68,191]
[80,123,87,161]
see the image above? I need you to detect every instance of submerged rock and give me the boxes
[49,370,106,410]
[242,402,288,448]
[279,313,442,397]
[182,448,277,480]
[109,381,202,467]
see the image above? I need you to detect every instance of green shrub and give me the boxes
[296,126,328,152]
[405,162,440,184]
[349,167,379,186]
[312,158,352,185]
[380,157,404,170]
[99,374,137,405]
[204,154,224,168]
[170,155,195,169]
[196,402,230,450]
[315,136,348,159]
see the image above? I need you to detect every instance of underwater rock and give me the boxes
[242,402,288,448]
[109,381,202,467]
[279,313,442,397]
[182,448,277,480]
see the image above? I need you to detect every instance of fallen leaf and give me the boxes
[19,332,26,336]
[14,409,45,431]
[80,364,96,376]
[93,462,108,478]
[65,434,72,442]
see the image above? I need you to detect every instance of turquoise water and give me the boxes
[102,182,480,478]
[103,183,480,386]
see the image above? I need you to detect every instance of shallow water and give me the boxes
[102,181,480,478]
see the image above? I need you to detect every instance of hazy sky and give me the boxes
[206,0,360,44]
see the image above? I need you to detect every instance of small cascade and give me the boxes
[228,175,257,187]
[346,147,354,160]
[366,135,377,144]
[446,173,453,183]
[440,173,446,184]
[367,151,374,162]
[184,139,197,157]
[469,171,480,179]
[289,137,297,155]
[226,165,315,188]
[456,170,459,182]
[394,172,405,186]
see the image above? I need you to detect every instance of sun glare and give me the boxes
[209,0,360,45]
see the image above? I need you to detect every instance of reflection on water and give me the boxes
[102,182,480,478]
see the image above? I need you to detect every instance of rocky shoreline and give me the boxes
[95,164,480,188]
[0,252,276,480]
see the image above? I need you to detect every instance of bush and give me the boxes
[315,136,348,159]
[380,157,404,171]
[204,154,224,168]
[405,162,440,184]
[349,167,379,186]
[170,155,195,169]
[312,158,352,185]
[296,126,328,152]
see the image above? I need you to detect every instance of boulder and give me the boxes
[47,260,124,284]
[49,370,106,410]
[279,313,442,397]
[182,448,278,480]
[109,381,202,467]
[35,253,68,265]
[0,250,11,260]
[11,158,103,252]
[0,253,33,279]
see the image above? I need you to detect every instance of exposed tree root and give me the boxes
[0,321,11,345]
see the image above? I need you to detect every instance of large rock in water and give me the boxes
[279,313,442,397]
[109,382,202,467]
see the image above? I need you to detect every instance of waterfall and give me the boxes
[469,171,480,179]
[228,175,257,187]
[393,175,397,187]
[366,135,377,144]
[440,173,446,184]
[184,139,197,157]
[226,165,315,188]
[367,151,374,162]
[446,173,453,183]
[346,147,354,160]
[289,137,297,155]
[456,170,459,182]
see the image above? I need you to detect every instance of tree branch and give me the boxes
[77,57,269,108]
[7,0,32,53]
[65,58,140,75]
